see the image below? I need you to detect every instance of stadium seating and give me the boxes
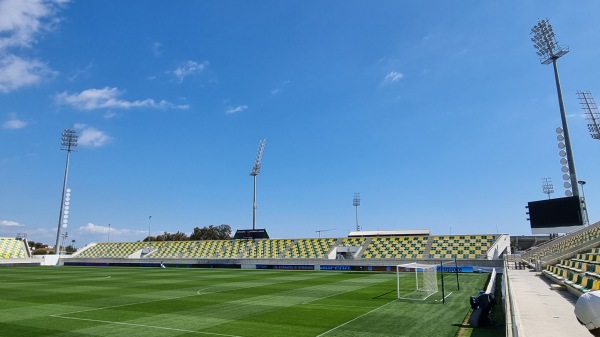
[543,243,600,294]
[285,238,336,258]
[244,239,293,259]
[339,237,366,247]
[428,235,496,259]
[361,236,427,259]
[71,234,501,261]
[152,241,191,258]
[523,222,600,264]
[0,238,26,258]
[76,242,149,258]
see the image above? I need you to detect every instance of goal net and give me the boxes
[397,263,438,301]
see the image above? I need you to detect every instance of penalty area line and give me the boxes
[315,299,396,337]
[50,315,244,337]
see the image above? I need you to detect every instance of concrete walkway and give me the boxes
[508,268,591,337]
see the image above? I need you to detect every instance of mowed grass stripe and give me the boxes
[52,269,344,317]
[206,274,399,337]
[56,272,391,334]
[0,267,491,337]
[2,267,334,319]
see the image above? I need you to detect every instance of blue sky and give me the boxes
[1,0,600,247]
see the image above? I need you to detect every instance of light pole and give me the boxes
[108,224,111,243]
[353,193,360,231]
[55,129,77,255]
[250,139,266,230]
[148,216,152,244]
[578,181,590,226]
[60,232,68,254]
[542,177,554,199]
[577,91,600,140]
[531,19,579,197]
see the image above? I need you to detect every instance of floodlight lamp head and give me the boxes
[250,139,266,176]
[60,128,78,151]
[531,19,568,64]
[577,91,600,140]
[353,192,361,207]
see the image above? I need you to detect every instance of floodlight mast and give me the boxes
[250,139,266,230]
[542,177,554,199]
[531,19,579,197]
[55,129,77,255]
[577,91,600,140]
[353,193,360,231]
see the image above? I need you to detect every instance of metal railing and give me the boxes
[503,255,520,337]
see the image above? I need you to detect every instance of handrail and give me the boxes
[503,256,519,337]
[521,220,600,262]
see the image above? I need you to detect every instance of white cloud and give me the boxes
[73,123,111,147]
[1,220,25,227]
[0,54,56,92]
[0,0,66,93]
[2,113,27,129]
[225,105,248,114]
[383,71,404,83]
[152,41,163,56]
[103,111,117,119]
[271,80,291,95]
[171,60,208,83]
[56,87,189,110]
[79,223,109,234]
[79,223,145,236]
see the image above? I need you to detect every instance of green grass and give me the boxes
[0,267,500,337]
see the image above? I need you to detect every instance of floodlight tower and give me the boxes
[55,129,77,255]
[250,139,266,230]
[531,19,579,197]
[542,177,554,199]
[353,193,360,231]
[577,91,600,140]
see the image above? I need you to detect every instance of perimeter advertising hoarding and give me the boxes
[527,196,583,234]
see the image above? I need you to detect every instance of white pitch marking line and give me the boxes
[56,292,199,316]
[315,299,396,337]
[302,275,392,305]
[55,274,326,316]
[301,303,367,309]
[49,315,244,337]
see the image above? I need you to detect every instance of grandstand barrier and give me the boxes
[63,258,504,272]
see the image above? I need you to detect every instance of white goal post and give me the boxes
[396,262,438,301]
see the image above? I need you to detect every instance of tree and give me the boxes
[144,230,190,242]
[190,224,232,240]
[28,241,48,249]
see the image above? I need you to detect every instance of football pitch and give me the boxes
[0,266,502,337]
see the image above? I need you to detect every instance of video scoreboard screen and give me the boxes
[527,196,583,234]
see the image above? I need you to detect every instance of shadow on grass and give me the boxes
[372,289,396,299]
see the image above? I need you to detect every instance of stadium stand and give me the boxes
[152,241,189,258]
[71,234,506,261]
[428,235,496,259]
[522,221,600,265]
[339,237,366,247]
[243,239,293,259]
[284,238,337,259]
[75,241,149,258]
[361,236,427,259]
[0,238,27,258]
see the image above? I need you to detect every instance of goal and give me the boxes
[396,262,438,301]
